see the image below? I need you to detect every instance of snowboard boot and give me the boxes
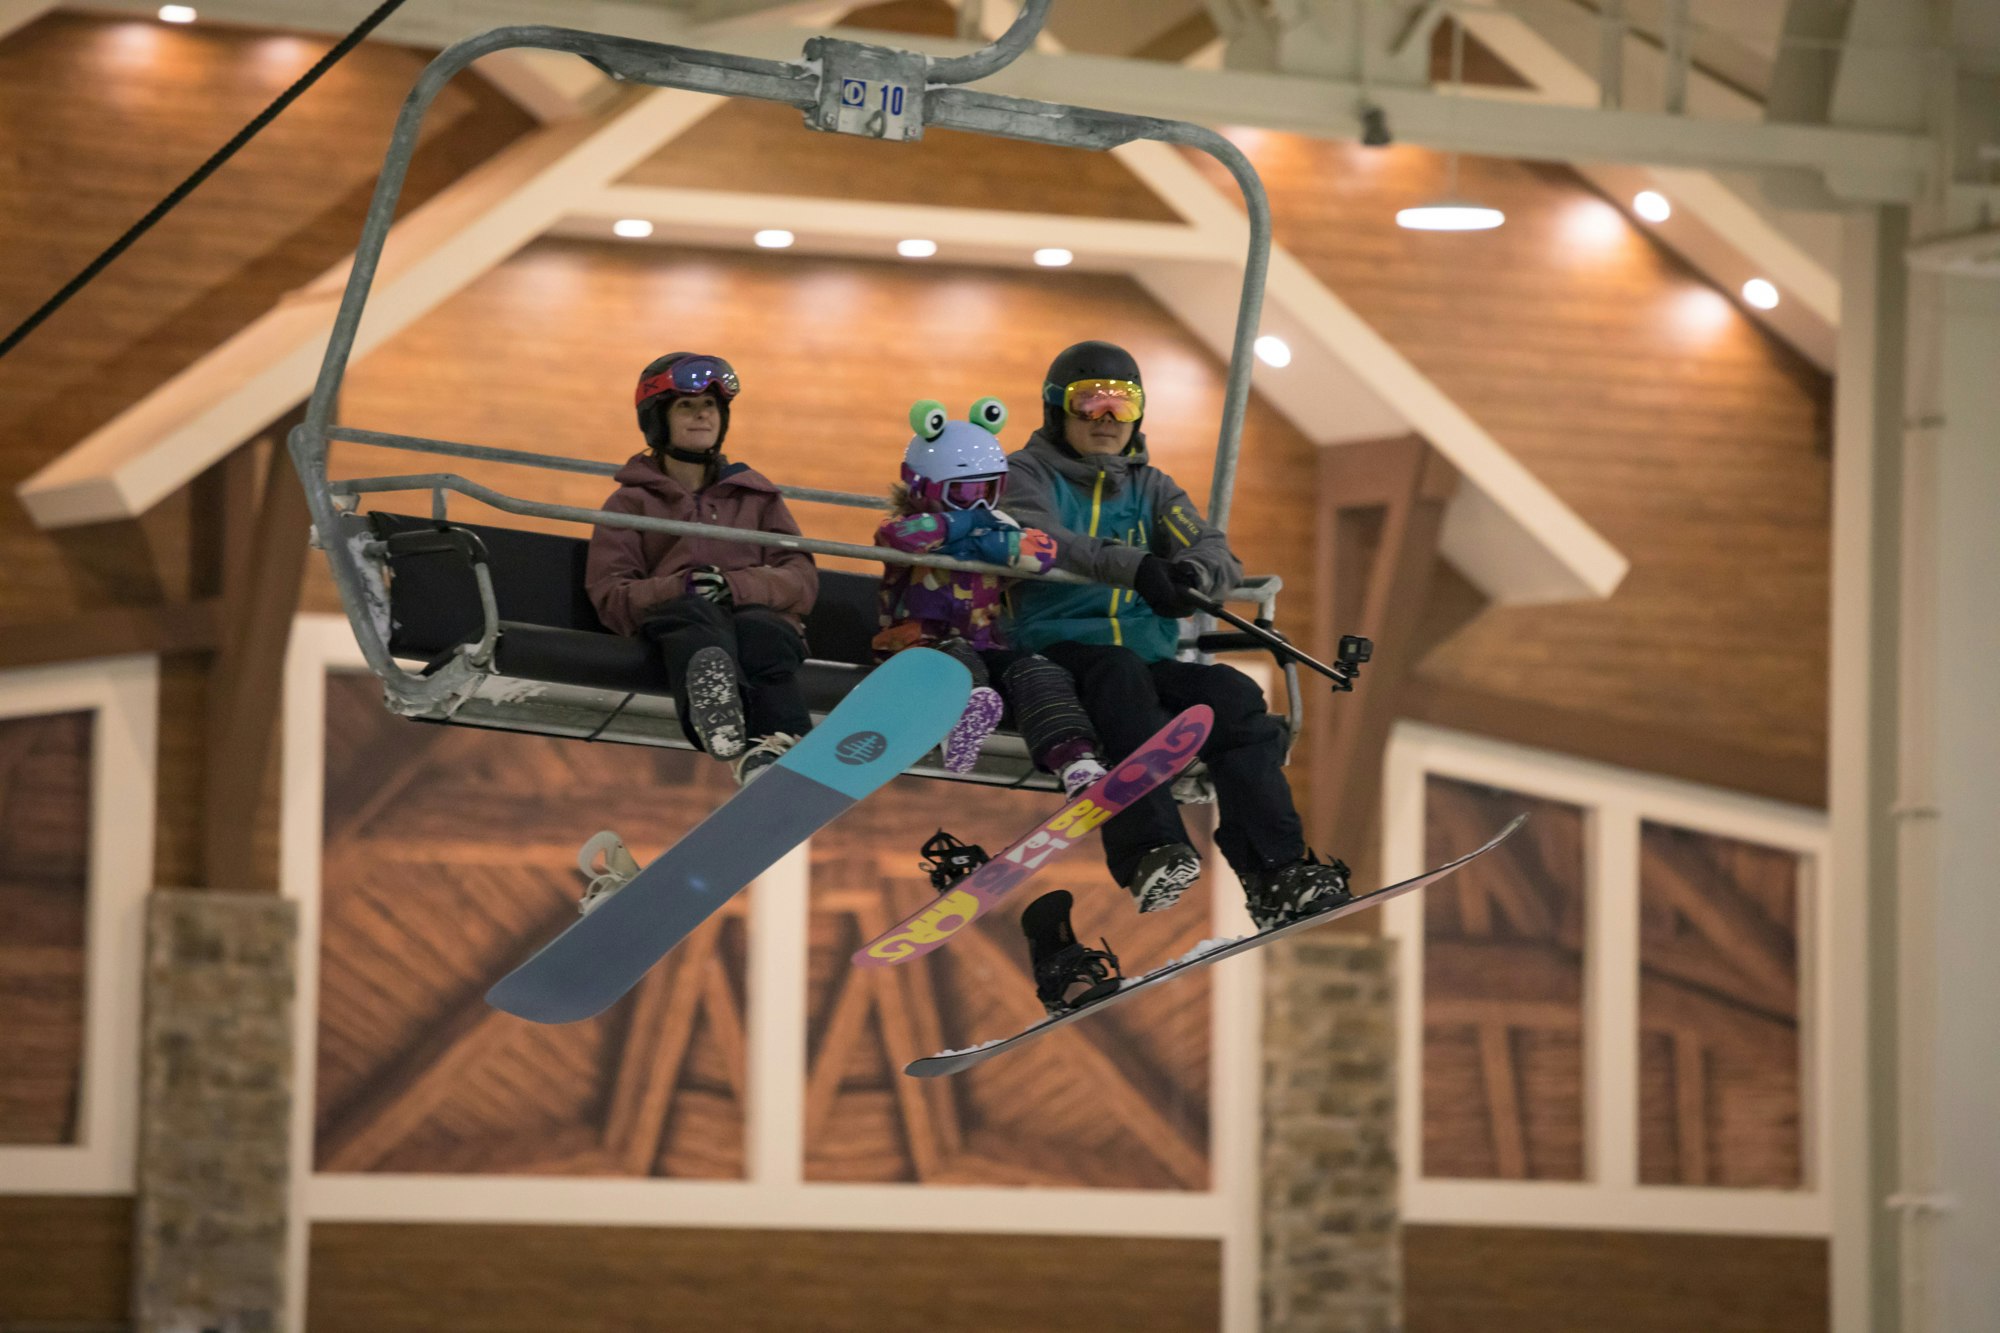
[683,646,747,759]
[1124,841,1202,914]
[1240,852,1353,931]
[918,828,990,892]
[1057,754,1109,798]
[1021,889,1123,1015]
[576,830,641,916]
[732,731,798,787]
[942,686,1006,773]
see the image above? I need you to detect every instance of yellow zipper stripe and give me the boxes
[1088,471,1105,537]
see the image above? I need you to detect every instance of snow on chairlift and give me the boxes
[289,0,1303,791]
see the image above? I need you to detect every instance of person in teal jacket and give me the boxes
[1003,342,1351,993]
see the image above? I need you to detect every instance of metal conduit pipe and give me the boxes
[925,0,1052,84]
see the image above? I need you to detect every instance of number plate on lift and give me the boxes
[808,37,926,143]
[835,77,913,138]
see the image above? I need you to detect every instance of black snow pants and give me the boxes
[640,596,812,751]
[1039,640,1305,885]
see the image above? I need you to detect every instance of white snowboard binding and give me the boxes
[576,830,641,916]
[1172,760,1217,805]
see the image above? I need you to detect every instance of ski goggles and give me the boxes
[635,355,740,407]
[940,474,1006,511]
[1057,378,1145,422]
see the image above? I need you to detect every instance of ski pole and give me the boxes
[1183,589,1371,691]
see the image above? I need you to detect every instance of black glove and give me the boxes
[1133,555,1200,619]
[1167,560,1207,604]
[687,566,733,606]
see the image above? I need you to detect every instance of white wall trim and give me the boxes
[0,654,158,1195]
[1383,720,1834,1238]
[282,612,1257,1331]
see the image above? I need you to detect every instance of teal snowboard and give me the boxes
[488,648,971,1024]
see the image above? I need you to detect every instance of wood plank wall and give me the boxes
[1406,1225,1828,1333]
[0,14,536,889]
[1188,136,1834,782]
[0,1195,133,1327]
[308,1222,1222,1333]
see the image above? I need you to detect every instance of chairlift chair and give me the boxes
[291,0,1307,791]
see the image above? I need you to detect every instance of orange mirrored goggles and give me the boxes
[1060,378,1144,423]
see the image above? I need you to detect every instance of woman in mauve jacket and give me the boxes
[585,352,818,787]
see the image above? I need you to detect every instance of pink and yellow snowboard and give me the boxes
[853,705,1212,967]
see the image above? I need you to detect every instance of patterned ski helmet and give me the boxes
[901,397,1009,510]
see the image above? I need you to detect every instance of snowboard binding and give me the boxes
[919,828,990,892]
[576,829,641,916]
[1021,889,1123,1015]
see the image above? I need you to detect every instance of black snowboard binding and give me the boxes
[1021,889,1123,1016]
[1241,852,1353,931]
[919,828,990,893]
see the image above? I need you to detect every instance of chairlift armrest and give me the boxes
[379,524,490,568]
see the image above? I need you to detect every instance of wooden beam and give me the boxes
[202,420,311,891]
[802,961,877,1149]
[0,599,221,670]
[1642,832,1799,1008]
[1673,1032,1710,1185]
[602,922,721,1174]
[1400,678,1827,809]
[1477,1022,1529,1179]
[700,950,748,1107]
[1311,438,1458,890]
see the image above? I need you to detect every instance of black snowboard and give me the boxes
[904,814,1525,1078]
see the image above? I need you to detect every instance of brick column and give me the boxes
[135,891,297,1333]
[1262,931,1401,1332]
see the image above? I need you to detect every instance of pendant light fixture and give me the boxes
[1397,16,1505,233]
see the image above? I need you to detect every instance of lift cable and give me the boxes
[0,0,417,364]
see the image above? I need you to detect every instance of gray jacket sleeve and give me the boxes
[1003,454,1149,587]
[1143,472,1242,597]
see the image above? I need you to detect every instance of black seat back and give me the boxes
[369,512,879,667]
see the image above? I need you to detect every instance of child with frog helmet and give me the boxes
[872,396,1111,796]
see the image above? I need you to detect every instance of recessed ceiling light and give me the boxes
[753,229,795,249]
[1396,201,1505,232]
[1633,190,1672,223]
[1033,247,1074,268]
[897,238,938,259]
[1742,278,1780,309]
[159,4,197,21]
[612,218,654,239]
[1254,335,1292,368]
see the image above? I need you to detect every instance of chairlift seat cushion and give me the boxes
[368,513,880,702]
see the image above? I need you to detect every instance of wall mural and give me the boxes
[1421,776,1588,1181]
[317,671,1213,1188]
[1638,823,1802,1189]
[0,710,92,1146]
[1419,775,1805,1188]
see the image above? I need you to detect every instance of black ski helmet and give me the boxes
[635,351,733,459]
[1040,340,1145,455]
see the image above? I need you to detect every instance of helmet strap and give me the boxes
[659,441,720,465]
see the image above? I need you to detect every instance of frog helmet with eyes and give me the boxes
[900,397,1011,512]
